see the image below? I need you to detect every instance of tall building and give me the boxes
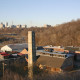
[10,25,16,28]
[16,25,21,28]
[21,25,27,28]
[5,22,8,27]
[44,24,51,28]
[0,23,5,28]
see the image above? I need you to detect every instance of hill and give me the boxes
[0,19,80,46]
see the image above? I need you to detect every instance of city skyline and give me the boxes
[0,0,80,27]
[0,22,27,28]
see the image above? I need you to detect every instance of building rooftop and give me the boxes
[36,55,65,68]
[43,46,64,49]
[64,46,80,52]
[37,50,74,58]
[8,43,28,52]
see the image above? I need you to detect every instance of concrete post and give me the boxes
[28,31,36,80]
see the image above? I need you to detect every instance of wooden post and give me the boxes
[2,62,4,76]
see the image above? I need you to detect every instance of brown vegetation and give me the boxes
[0,56,80,80]
[0,19,80,46]
[1,69,80,80]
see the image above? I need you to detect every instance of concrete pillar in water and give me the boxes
[28,31,36,80]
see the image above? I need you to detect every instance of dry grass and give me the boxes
[0,19,80,46]
[1,69,80,80]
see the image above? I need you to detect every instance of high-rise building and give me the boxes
[0,23,5,28]
[5,22,8,27]
[10,25,16,28]
[16,25,21,28]
[21,25,27,28]
[44,24,51,28]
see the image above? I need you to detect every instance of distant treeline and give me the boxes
[0,19,80,46]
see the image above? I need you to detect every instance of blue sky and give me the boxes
[0,0,80,27]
